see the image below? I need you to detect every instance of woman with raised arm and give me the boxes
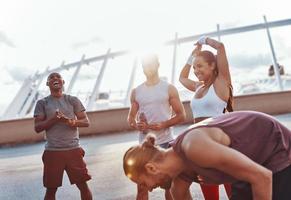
[178,36,233,199]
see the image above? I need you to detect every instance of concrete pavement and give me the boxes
[1,113,291,200]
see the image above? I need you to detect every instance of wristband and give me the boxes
[197,36,208,45]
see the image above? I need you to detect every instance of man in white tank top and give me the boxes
[127,54,186,200]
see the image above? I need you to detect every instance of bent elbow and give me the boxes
[84,117,90,127]
[179,78,188,89]
[251,168,272,190]
[265,169,272,184]
[34,127,42,133]
[183,113,187,121]
[179,75,188,83]
[179,77,184,83]
[178,112,187,123]
[217,42,225,50]
[261,168,272,182]
[84,120,90,127]
[182,113,187,122]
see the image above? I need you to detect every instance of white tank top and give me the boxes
[191,84,227,118]
[135,80,174,145]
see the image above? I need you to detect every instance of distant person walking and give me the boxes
[178,36,233,199]
[34,72,92,200]
[127,54,186,200]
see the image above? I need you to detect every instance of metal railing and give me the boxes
[2,15,291,120]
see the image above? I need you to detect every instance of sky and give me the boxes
[0,0,291,117]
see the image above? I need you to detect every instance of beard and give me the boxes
[158,174,172,190]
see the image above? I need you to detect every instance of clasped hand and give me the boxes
[55,110,75,126]
[136,121,166,132]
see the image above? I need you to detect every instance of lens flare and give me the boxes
[127,173,132,179]
[127,159,134,166]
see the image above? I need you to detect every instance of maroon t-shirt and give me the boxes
[172,111,291,184]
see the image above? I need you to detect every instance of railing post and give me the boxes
[264,15,283,90]
[87,49,111,110]
[171,32,178,84]
[19,67,49,117]
[217,24,221,41]
[124,57,138,106]
[67,55,85,94]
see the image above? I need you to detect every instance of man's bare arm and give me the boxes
[67,111,90,127]
[182,130,272,200]
[127,89,139,129]
[34,114,58,133]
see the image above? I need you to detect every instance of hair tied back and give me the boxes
[142,134,156,148]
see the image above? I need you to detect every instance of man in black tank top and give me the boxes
[123,111,291,200]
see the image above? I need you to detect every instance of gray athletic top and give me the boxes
[173,111,291,184]
[34,94,85,150]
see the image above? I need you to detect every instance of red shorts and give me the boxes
[42,147,91,188]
